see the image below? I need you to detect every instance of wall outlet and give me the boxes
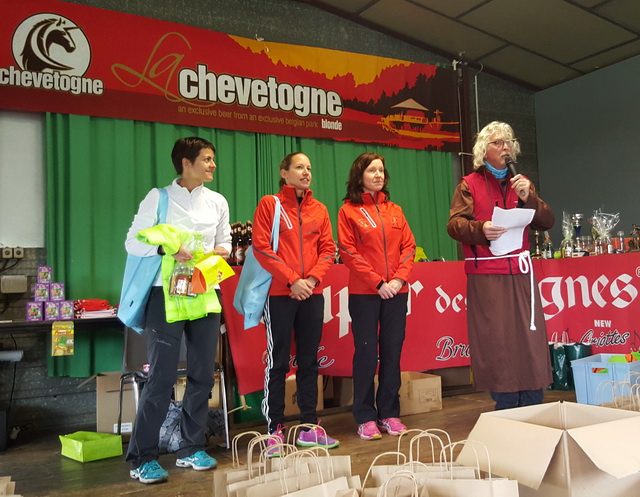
[1,248,12,259]
[13,247,24,259]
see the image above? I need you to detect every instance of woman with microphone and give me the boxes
[447,121,554,410]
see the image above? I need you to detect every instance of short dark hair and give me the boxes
[343,152,390,204]
[171,137,216,175]
[278,152,305,190]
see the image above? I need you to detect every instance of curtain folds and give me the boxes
[45,113,456,375]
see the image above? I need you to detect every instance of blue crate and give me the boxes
[571,353,640,405]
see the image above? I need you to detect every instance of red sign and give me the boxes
[0,0,460,151]
[221,254,640,395]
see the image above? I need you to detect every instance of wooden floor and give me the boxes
[1,390,576,496]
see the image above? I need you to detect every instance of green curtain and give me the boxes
[45,113,456,376]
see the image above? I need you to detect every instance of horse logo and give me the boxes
[12,13,91,76]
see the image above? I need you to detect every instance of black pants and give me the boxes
[349,293,408,424]
[125,287,220,467]
[261,294,324,433]
[490,389,544,410]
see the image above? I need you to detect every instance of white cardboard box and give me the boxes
[457,401,640,497]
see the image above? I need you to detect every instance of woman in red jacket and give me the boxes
[251,152,338,454]
[338,152,416,440]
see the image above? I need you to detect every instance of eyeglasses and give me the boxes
[489,139,517,148]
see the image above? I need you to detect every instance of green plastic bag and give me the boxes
[59,431,122,462]
[564,341,592,389]
[549,339,569,390]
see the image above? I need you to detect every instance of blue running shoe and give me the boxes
[130,460,169,484]
[176,450,218,471]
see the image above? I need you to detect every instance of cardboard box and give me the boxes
[96,372,136,437]
[173,374,223,407]
[425,366,471,387]
[396,372,442,415]
[571,353,640,405]
[332,376,354,407]
[331,373,442,415]
[458,401,640,497]
[284,374,323,416]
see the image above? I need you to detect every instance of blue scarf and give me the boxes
[485,161,508,180]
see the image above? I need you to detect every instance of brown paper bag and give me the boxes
[284,476,351,497]
[426,440,518,497]
[214,431,296,497]
[363,470,430,497]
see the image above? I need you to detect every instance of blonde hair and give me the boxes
[472,121,521,170]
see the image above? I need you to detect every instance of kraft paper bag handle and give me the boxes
[409,432,447,468]
[445,440,490,480]
[396,428,452,465]
[232,431,263,468]
[595,380,620,407]
[361,451,407,490]
[377,470,420,497]
[287,423,325,445]
[631,382,640,411]
[280,447,325,495]
[297,446,336,481]
[396,429,430,464]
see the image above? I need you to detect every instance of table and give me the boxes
[221,253,640,394]
[0,317,125,377]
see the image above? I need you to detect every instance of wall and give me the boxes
[535,55,640,244]
[0,0,537,437]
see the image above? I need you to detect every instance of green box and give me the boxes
[59,431,122,462]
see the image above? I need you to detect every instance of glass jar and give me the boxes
[169,262,195,297]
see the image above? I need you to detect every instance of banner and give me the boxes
[221,253,640,395]
[0,0,460,151]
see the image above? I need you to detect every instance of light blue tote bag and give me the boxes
[233,196,281,329]
[117,188,168,333]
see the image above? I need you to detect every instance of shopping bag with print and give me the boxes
[548,331,569,390]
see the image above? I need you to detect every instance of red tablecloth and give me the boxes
[221,253,640,394]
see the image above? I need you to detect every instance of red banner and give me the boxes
[0,0,460,151]
[221,253,640,395]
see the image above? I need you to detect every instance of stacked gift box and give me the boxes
[25,266,74,321]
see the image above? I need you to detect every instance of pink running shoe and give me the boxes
[296,425,340,449]
[377,417,407,436]
[266,425,286,457]
[357,421,382,440]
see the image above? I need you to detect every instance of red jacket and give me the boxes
[448,168,554,275]
[338,192,416,294]
[252,185,335,296]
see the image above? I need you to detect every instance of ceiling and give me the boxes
[296,0,640,90]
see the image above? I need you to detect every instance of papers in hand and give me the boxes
[490,207,535,256]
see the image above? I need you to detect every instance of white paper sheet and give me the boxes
[489,207,535,256]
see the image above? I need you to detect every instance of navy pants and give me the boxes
[125,287,220,467]
[349,293,408,424]
[490,389,544,410]
[261,294,324,433]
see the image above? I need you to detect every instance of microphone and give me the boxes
[505,156,518,177]
[505,156,525,197]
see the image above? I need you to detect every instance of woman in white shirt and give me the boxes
[124,137,231,484]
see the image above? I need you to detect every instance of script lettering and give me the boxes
[111,32,198,104]
[435,336,470,361]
